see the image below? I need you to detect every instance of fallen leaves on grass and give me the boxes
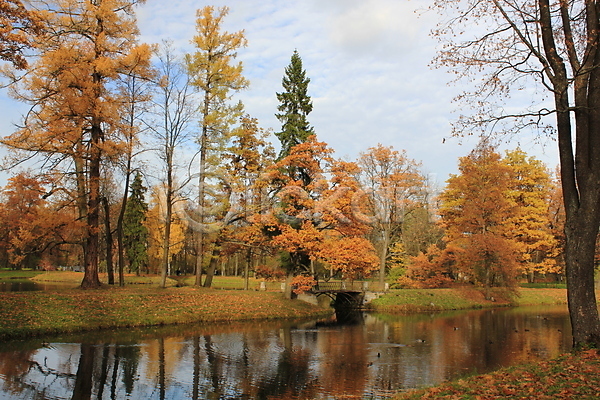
[397,350,600,399]
[0,288,332,340]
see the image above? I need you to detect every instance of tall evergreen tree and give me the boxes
[275,50,314,159]
[123,172,149,275]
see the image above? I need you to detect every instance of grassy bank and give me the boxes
[0,286,332,340]
[369,286,567,313]
[395,349,600,399]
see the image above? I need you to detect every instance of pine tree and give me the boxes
[123,172,149,275]
[275,50,314,159]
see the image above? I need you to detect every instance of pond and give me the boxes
[0,306,571,399]
[0,281,75,292]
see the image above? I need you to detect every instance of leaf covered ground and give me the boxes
[0,286,332,340]
[396,350,600,399]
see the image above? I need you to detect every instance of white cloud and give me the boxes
[0,0,560,188]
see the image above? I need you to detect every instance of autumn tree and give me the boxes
[439,143,521,288]
[432,0,600,347]
[356,144,426,288]
[1,0,152,288]
[275,50,314,159]
[123,172,148,275]
[113,70,153,286]
[222,115,275,289]
[186,5,249,286]
[145,187,187,275]
[503,149,559,282]
[148,41,195,288]
[0,0,42,70]
[262,137,379,297]
[0,172,78,269]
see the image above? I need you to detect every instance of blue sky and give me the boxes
[136,0,559,185]
[0,0,560,187]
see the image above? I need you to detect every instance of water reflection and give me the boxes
[0,281,75,292]
[0,306,572,399]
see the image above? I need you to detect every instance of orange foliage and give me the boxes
[254,265,285,281]
[317,236,379,280]
[439,144,520,287]
[0,0,42,69]
[0,172,82,269]
[399,245,453,288]
[291,275,317,294]
[259,136,378,280]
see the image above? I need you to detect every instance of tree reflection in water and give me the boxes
[0,306,572,399]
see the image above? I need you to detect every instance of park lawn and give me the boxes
[31,271,284,290]
[0,286,332,340]
[395,349,600,399]
[0,269,44,282]
[369,286,567,313]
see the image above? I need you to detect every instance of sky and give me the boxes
[0,0,560,188]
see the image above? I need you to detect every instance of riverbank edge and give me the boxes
[0,287,334,341]
[0,282,568,341]
[367,287,567,313]
[394,349,600,399]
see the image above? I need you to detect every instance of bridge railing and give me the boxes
[313,281,386,292]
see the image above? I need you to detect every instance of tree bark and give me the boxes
[203,238,221,288]
[116,159,132,287]
[80,124,102,289]
[159,177,173,289]
[538,0,600,348]
[102,197,115,285]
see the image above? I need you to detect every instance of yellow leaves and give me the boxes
[187,5,249,95]
[144,188,188,270]
[317,236,379,279]
[291,275,317,294]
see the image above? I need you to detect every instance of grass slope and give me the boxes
[0,287,332,340]
[395,350,600,399]
[369,287,567,313]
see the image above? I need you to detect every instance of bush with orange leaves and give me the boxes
[396,245,453,289]
[254,265,286,281]
[291,275,317,294]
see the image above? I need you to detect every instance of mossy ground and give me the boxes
[0,280,331,340]
[369,286,567,313]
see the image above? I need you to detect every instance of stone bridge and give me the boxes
[310,281,386,309]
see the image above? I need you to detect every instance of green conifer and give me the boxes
[123,172,149,275]
[275,50,314,159]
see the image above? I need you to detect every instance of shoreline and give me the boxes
[0,286,333,341]
[0,279,569,341]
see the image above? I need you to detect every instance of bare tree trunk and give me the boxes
[102,197,115,285]
[244,249,250,291]
[195,101,209,286]
[284,272,294,300]
[378,232,389,290]
[564,204,600,347]
[160,167,173,288]
[203,238,221,288]
[81,124,102,289]
[116,161,131,287]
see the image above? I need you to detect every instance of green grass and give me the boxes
[0,286,332,340]
[369,287,567,313]
[520,282,567,289]
[29,271,286,290]
[0,269,44,281]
